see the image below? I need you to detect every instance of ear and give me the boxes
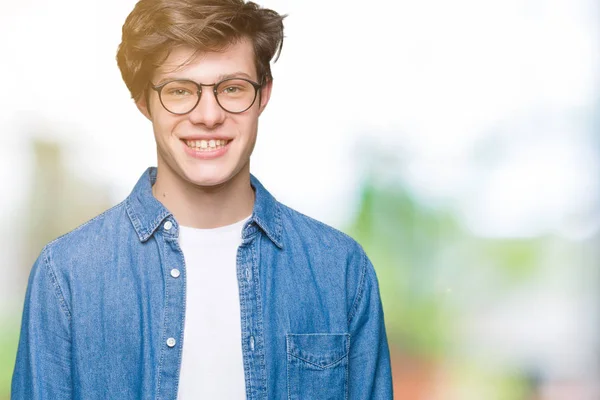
[258,78,273,116]
[135,92,153,121]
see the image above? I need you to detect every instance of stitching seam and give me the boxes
[43,246,72,320]
[347,249,367,324]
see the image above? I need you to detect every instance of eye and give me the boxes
[222,86,242,94]
[161,80,198,98]
[167,88,193,96]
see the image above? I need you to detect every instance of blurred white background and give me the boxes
[1,0,598,398]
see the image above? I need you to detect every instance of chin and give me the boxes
[182,167,236,188]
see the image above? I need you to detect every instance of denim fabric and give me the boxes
[12,167,393,400]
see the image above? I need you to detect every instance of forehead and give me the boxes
[154,38,257,82]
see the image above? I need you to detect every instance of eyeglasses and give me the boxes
[150,78,262,115]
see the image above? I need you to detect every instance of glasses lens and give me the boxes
[215,79,257,113]
[159,80,199,114]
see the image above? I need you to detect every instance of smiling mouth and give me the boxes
[184,139,231,152]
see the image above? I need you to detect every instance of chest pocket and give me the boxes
[286,333,350,400]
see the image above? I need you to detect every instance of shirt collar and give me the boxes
[248,173,283,248]
[125,167,283,248]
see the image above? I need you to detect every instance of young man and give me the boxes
[12,0,393,399]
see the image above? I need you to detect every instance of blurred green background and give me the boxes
[1,0,599,399]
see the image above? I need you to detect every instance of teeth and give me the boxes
[185,139,229,151]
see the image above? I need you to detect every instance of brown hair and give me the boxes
[116,0,286,101]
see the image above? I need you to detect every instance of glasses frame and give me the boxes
[150,77,263,115]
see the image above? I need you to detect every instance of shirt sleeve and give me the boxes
[11,246,73,400]
[347,248,394,399]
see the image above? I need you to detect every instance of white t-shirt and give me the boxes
[176,215,251,399]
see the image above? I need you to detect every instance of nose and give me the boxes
[188,87,226,128]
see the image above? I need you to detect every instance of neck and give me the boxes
[152,163,254,229]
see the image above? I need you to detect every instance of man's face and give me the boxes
[137,38,272,188]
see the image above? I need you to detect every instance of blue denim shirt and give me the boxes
[12,167,393,399]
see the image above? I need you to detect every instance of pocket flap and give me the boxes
[286,333,350,368]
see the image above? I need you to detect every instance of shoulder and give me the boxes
[277,202,364,256]
[276,202,369,284]
[41,200,130,276]
[27,201,130,312]
[46,200,128,252]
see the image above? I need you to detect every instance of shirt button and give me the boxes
[166,337,176,348]
[164,221,173,231]
[245,268,252,282]
[250,336,255,351]
[170,269,180,278]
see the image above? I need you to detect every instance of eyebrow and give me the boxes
[155,71,255,85]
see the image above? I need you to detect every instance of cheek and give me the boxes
[236,120,258,145]
[236,111,260,133]
[149,97,173,128]
[152,113,183,137]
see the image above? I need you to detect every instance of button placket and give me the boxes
[236,238,268,396]
[156,221,185,399]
